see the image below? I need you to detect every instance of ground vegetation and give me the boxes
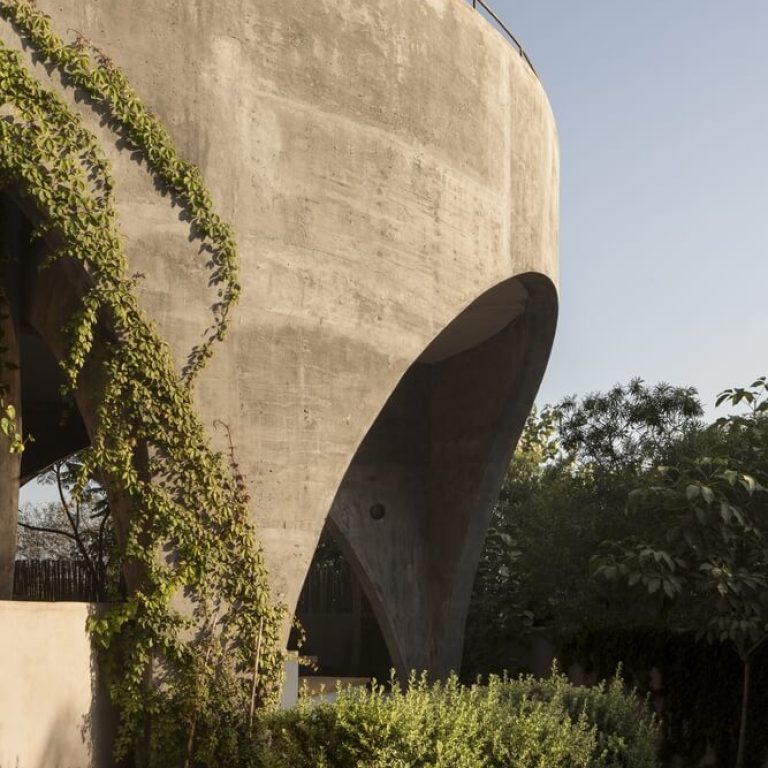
[260,670,659,768]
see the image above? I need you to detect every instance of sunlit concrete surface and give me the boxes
[0,0,558,685]
[0,602,113,768]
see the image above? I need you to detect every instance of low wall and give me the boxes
[0,601,113,768]
[0,601,302,767]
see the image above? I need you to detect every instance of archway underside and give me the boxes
[326,273,558,678]
[1,194,91,478]
[0,192,95,596]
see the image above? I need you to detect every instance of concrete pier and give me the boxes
[0,0,558,685]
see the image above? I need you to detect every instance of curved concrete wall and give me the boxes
[1,0,558,674]
[329,273,556,676]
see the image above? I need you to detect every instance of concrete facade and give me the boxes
[0,0,558,687]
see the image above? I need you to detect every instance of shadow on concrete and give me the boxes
[327,272,558,679]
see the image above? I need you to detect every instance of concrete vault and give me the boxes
[329,274,555,676]
[0,0,559,678]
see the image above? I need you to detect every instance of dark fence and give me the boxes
[294,560,390,678]
[14,556,365,609]
[14,555,361,609]
[297,561,360,614]
[13,559,101,602]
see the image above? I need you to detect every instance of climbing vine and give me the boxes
[0,228,23,453]
[0,401,22,451]
[0,2,284,765]
[0,298,23,453]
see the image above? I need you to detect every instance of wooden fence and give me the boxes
[13,559,101,602]
[13,557,364,610]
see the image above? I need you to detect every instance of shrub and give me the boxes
[256,669,660,768]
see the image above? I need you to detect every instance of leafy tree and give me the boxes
[464,407,553,673]
[18,452,116,600]
[464,380,704,677]
[558,378,703,474]
[591,379,768,768]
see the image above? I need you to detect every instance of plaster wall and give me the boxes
[0,601,113,768]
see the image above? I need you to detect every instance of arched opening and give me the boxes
[291,523,393,684]
[325,273,557,678]
[1,191,98,599]
[1,191,92,470]
[19,330,90,484]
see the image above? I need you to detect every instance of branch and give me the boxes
[746,634,768,659]
[95,506,111,598]
[17,520,78,541]
[55,462,101,585]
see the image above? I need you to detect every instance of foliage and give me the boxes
[0,400,22,452]
[591,455,768,650]
[561,627,768,768]
[590,379,768,767]
[0,2,283,765]
[464,381,705,676]
[260,670,660,768]
[558,379,703,475]
[465,375,768,765]
[464,405,561,672]
[16,503,80,560]
[0,292,23,453]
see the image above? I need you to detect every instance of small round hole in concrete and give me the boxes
[369,502,385,521]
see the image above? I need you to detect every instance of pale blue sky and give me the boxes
[488,1,768,415]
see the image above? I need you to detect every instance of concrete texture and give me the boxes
[0,202,23,599]
[0,0,558,685]
[0,601,113,768]
[329,274,555,676]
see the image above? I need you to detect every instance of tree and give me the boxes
[18,452,116,600]
[464,380,705,676]
[557,377,704,473]
[464,405,561,672]
[591,379,768,768]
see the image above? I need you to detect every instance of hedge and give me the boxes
[255,670,660,768]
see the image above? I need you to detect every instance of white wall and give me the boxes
[0,601,113,768]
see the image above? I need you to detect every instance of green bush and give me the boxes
[256,669,660,768]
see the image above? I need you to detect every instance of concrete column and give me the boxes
[1,0,560,677]
[330,276,557,679]
[0,286,21,599]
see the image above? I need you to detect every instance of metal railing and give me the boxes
[466,0,537,76]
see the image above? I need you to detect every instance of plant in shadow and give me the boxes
[591,378,768,768]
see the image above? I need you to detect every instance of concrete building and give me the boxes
[0,0,557,760]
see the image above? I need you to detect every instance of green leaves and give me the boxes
[0,401,24,453]
[0,3,283,764]
[590,542,683,603]
[263,671,659,768]
[557,378,704,476]
[592,379,768,666]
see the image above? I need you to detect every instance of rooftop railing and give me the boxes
[465,0,537,76]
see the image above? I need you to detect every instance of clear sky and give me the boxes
[486,0,768,416]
